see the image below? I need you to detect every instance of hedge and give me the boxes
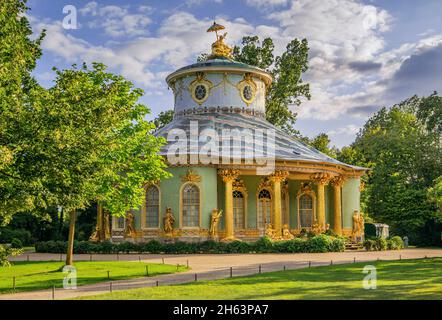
[364,236,404,251]
[35,235,346,254]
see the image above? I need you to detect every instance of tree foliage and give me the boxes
[338,97,442,245]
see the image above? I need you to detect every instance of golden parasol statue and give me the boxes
[207,22,233,59]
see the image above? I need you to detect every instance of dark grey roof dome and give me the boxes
[154,111,365,172]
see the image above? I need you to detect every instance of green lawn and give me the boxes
[0,261,187,294]
[80,258,442,300]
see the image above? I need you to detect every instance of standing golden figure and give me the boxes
[124,212,136,238]
[209,209,223,238]
[163,207,175,237]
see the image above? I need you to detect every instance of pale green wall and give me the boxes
[159,166,218,229]
[342,178,361,229]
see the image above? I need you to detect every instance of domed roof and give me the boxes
[166,57,272,87]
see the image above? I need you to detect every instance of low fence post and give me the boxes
[230,267,233,278]
[308,261,311,268]
[109,282,112,293]
[145,265,149,277]
[52,285,55,300]
[194,273,198,282]
[12,276,16,292]
[107,270,110,280]
[259,265,262,274]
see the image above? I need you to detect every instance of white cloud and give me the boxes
[246,0,288,10]
[328,124,360,136]
[80,2,152,37]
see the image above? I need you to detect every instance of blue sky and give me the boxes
[28,0,442,147]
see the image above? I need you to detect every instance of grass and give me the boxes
[79,258,442,300]
[0,261,187,294]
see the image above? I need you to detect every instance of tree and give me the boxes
[309,133,338,158]
[340,98,442,245]
[198,36,311,135]
[40,63,169,265]
[0,0,46,222]
[416,92,442,135]
[153,110,174,131]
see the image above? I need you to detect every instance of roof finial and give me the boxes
[207,22,232,59]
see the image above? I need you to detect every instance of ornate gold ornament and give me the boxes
[311,172,332,185]
[330,175,346,188]
[236,73,257,106]
[180,169,201,183]
[269,170,289,183]
[300,182,313,193]
[218,169,240,182]
[360,180,366,192]
[189,72,213,105]
[207,22,233,59]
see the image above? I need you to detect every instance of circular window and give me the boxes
[243,85,254,101]
[194,85,207,101]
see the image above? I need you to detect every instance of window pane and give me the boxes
[182,184,200,227]
[233,191,245,229]
[146,186,159,228]
[117,216,125,229]
[299,194,313,228]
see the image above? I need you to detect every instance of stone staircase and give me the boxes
[345,240,364,251]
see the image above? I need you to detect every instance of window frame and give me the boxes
[143,184,161,230]
[179,182,202,229]
[297,188,316,230]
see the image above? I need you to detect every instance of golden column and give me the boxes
[311,173,331,230]
[269,171,289,237]
[330,176,346,236]
[218,169,240,241]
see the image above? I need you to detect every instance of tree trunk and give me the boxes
[66,210,76,266]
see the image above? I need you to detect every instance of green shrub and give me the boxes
[0,228,32,246]
[376,238,388,251]
[10,238,23,249]
[34,235,345,254]
[329,237,346,252]
[255,236,274,253]
[388,236,404,250]
[364,239,377,251]
[307,234,332,253]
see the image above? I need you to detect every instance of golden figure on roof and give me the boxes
[207,22,233,59]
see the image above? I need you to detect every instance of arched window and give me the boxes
[257,189,272,229]
[145,185,160,228]
[233,190,245,229]
[182,184,200,227]
[299,194,313,228]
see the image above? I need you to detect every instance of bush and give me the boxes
[10,238,23,249]
[364,239,377,251]
[307,234,332,253]
[0,228,32,246]
[376,238,388,251]
[388,236,404,250]
[34,234,346,254]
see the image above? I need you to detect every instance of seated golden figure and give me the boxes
[282,224,295,240]
[207,22,233,59]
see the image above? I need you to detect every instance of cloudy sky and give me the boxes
[28,0,442,147]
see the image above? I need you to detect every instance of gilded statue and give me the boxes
[89,227,99,242]
[265,223,276,239]
[124,212,136,238]
[352,211,364,242]
[209,209,223,237]
[207,22,233,59]
[163,207,175,237]
[282,224,295,240]
[310,222,323,235]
